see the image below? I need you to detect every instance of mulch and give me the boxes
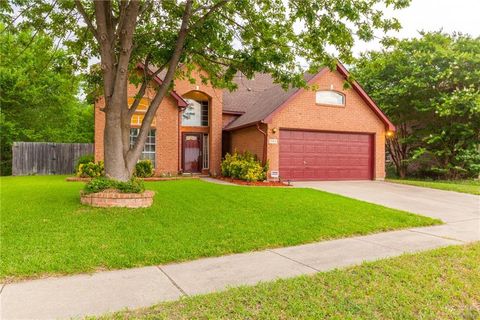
[215,176,290,187]
[66,176,199,182]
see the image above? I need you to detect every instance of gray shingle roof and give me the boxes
[144,63,395,132]
[222,72,316,130]
[147,64,317,130]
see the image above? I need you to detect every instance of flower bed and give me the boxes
[216,176,289,187]
[66,176,199,182]
[80,189,155,208]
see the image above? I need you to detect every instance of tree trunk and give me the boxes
[79,0,193,181]
[104,109,131,181]
[398,165,407,179]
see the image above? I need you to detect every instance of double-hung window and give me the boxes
[130,128,156,167]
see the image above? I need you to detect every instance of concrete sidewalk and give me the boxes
[1,185,479,319]
[2,220,478,319]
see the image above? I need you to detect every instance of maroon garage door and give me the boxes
[279,130,373,180]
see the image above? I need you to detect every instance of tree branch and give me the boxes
[127,0,194,167]
[128,59,169,118]
[113,0,128,41]
[139,0,154,17]
[74,0,98,40]
[188,0,231,31]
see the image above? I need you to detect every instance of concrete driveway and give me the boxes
[293,181,479,223]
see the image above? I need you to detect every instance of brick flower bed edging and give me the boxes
[80,190,155,208]
[66,177,92,182]
[66,176,199,182]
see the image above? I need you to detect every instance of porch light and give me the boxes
[386,131,394,138]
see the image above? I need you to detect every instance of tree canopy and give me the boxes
[2,0,411,180]
[0,25,93,175]
[354,32,480,179]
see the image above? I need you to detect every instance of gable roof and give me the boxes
[137,63,188,108]
[223,63,395,132]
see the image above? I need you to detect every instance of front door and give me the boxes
[182,133,202,173]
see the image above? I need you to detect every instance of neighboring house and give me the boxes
[94,63,395,181]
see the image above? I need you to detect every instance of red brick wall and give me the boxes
[94,96,105,162]
[265,69,386,180]
[154,94,179,176]
[173,68,223,176]
[94,67,223,176]
[229,124,266,161]
[94,81,180,176]
[222,114,239,128]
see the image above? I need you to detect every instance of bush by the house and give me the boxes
[134,160,154,178]
[76,161,104,178]
[75,154,94,173]
[221,151,268,182]
[83,176,145,194]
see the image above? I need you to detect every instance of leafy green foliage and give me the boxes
[83,176,145,194]
[114,178,145,194]
[0,25,93,175]
[83,176,113,194]
[75,154,95,173]
[354,32,480,179]
[134,160,154,178]
[221,152,268,182]
[1,176,438,280]
[2,0,412,102]
[76,161,104,178]
[2,0,411,179]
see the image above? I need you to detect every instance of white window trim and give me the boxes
[130,128,156,167]
[202,134,209,169]
[182,99,209,127]
[315,90,346,107]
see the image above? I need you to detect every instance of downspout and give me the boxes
[256,122,268,166]
[178,108,184,173]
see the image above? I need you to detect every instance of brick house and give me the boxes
[95,63,395,181]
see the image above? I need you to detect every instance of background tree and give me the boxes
[354,32,480,179]
[4,0,410,181]
[0,25,93,175]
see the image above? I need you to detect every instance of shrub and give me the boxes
[76,161,104,178]
[221,151,268,182]
[83,176,112,194]
[115,178,145,193]
[74,154,94,174]
[135,160,154,178]
[83,177,145,194]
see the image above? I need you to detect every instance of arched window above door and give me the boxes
[182,91,210,127]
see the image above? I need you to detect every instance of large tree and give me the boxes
[3,0,410,181]
[0,25,93,175]
[354,32,480,179]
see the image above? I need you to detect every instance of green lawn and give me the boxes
[387,178,480,195]
[0,176,439,281]
[100,243,480,320]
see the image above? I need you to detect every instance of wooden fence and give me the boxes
[12,142,94,176]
